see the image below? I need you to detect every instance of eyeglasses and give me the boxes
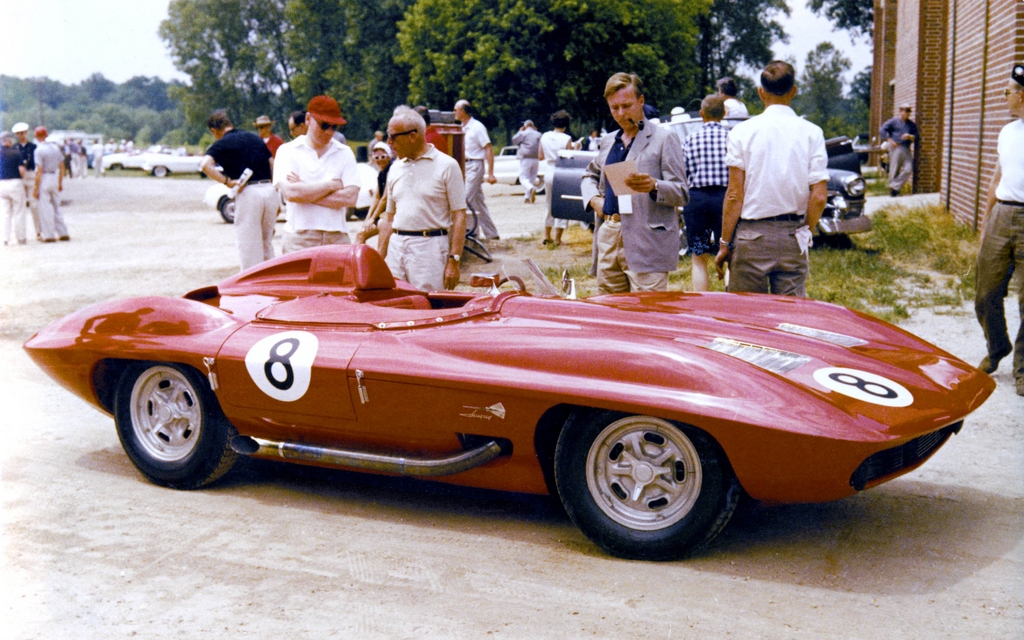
[387,129,416,141]
[317,120,337,131]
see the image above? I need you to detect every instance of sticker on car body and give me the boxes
[245,331,319,402]
[813,367,913,407]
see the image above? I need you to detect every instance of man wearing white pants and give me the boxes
[202,111,279,271]
[454,100,500,240]
[32,127,69,242]
[1,132,27,245]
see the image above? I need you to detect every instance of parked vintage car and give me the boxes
[104,146,204,177]
[494,145,546,186]
[203,163,379,224]
[550,116,870,244]
[24,244,993,560]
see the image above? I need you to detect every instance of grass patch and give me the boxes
[495,202,979,324]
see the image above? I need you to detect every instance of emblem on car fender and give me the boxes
[813,367,913,407]
[461,403,506,420]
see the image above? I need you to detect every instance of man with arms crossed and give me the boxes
[378,107,466,292]
[975,65,1024,396]
[201,110,278,270]
[581,72,688,293]
[714,60,828,297]
[273,95,360,253]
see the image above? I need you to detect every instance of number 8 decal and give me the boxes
[813,367,914,407]
[245,331,319,402]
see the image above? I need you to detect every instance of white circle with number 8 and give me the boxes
[245,331,319,402]
[813,367,914,407]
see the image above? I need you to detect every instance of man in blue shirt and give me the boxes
[879,104,919,197]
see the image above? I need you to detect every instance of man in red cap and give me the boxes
[273,95,360,253]
[32,126,69,242]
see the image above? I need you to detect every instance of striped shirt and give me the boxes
[682,122,729,189]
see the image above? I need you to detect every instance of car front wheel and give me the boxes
[114,362,237,489]
[152,166,169,178]
[555,411,739,560]
[218,197,236,224]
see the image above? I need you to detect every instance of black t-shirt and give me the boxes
[377,162,391,198]
[1,146,25,180]
[205,129,273,181]
[16,142,36,171]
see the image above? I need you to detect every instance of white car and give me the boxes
[493,146,546,185]
[102,152,148,171]
[204,163,379,224]
[140,150,204,177]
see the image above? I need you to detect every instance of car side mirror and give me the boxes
[561,270,577,300]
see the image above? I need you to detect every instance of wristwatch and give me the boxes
[448,253,461,263]
[720,238,735,251]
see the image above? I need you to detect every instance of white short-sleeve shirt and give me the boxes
[273,135,360,232]
[996,119,1024,202]
[725,104,828,220]
[462,117,491,160]
[386,145,467,231]
[540,130,572,166]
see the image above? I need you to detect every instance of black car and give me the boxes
[550,116,869,244]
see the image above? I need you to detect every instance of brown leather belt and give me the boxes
[750,213,802,222]
[997,199,1024,208]
[603,213,621,223]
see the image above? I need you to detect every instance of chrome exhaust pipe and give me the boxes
[231,435,505,477]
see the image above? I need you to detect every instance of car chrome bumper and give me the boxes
[818,214,872,235]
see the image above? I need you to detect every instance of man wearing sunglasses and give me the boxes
[378,107,466,291]
[273,95,360,254]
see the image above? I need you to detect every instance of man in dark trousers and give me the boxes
[201,111,279,271]
[975,65,1024,396]
[880,104,919,196]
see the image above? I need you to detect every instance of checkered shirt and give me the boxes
[682,122,729,189]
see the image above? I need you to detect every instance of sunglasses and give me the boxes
[387,129,416,141]
[317,120,337,131]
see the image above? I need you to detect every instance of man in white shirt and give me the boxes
[273,95,360,253]
[975,65,1024,396]
[717,77,749,123]
[714,61,829,297]
[454,99,500,240]
[378,107,467,292]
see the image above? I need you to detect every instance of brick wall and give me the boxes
[893,0,921,114]
[914,0,948,193]
[941,0,1024,228]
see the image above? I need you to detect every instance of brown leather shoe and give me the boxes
[58,236,70,241]
[1016,378,1024,397]
[979,350,1011,374]
[42,238,56,243]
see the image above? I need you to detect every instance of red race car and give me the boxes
[24,245,994,560]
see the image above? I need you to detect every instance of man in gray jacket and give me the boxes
[581,73,688,293]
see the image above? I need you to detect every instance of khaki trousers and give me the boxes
[595,219,668,294]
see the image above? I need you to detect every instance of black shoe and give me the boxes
[979,350,1011,373]
[890,189,900,197]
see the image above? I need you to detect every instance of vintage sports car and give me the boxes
[24,245,993,560]
[550,116,870,246]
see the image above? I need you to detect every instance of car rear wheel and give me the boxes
[109,163,123,171]
[218,196,236,224]
[114,362,237,489]
[555,411,739,560]
[152,166,169,178]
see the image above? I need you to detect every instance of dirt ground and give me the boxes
[2,177,1022,639]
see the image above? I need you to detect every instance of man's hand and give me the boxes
[443,260,460,290]
[588,196,605,215]
[625,172,656,193]
[902,133,914,141]
[485,173,497,184]
[713,245,731,280]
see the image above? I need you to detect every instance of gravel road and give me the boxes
[2,177,1021,639]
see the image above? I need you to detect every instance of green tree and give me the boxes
[398,0,707,138]
[160,0,297,138]
[808,0,873,37]
[695,0,790,95]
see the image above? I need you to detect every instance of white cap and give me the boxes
[12,122,29,134]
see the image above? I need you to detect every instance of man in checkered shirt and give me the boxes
[681,94,730,291]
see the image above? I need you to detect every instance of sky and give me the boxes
[0,0,872,89]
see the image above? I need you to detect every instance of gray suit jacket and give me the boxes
[581,120,688,274]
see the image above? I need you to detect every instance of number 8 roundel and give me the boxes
[812,367,914,407]
[245,331,319,402]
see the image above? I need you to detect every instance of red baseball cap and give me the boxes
[306,95,347,126]
[34,126,48,138]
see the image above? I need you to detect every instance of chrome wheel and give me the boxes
[129,365,203,463]
[152,165,169,178]
[585,416,702,531]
